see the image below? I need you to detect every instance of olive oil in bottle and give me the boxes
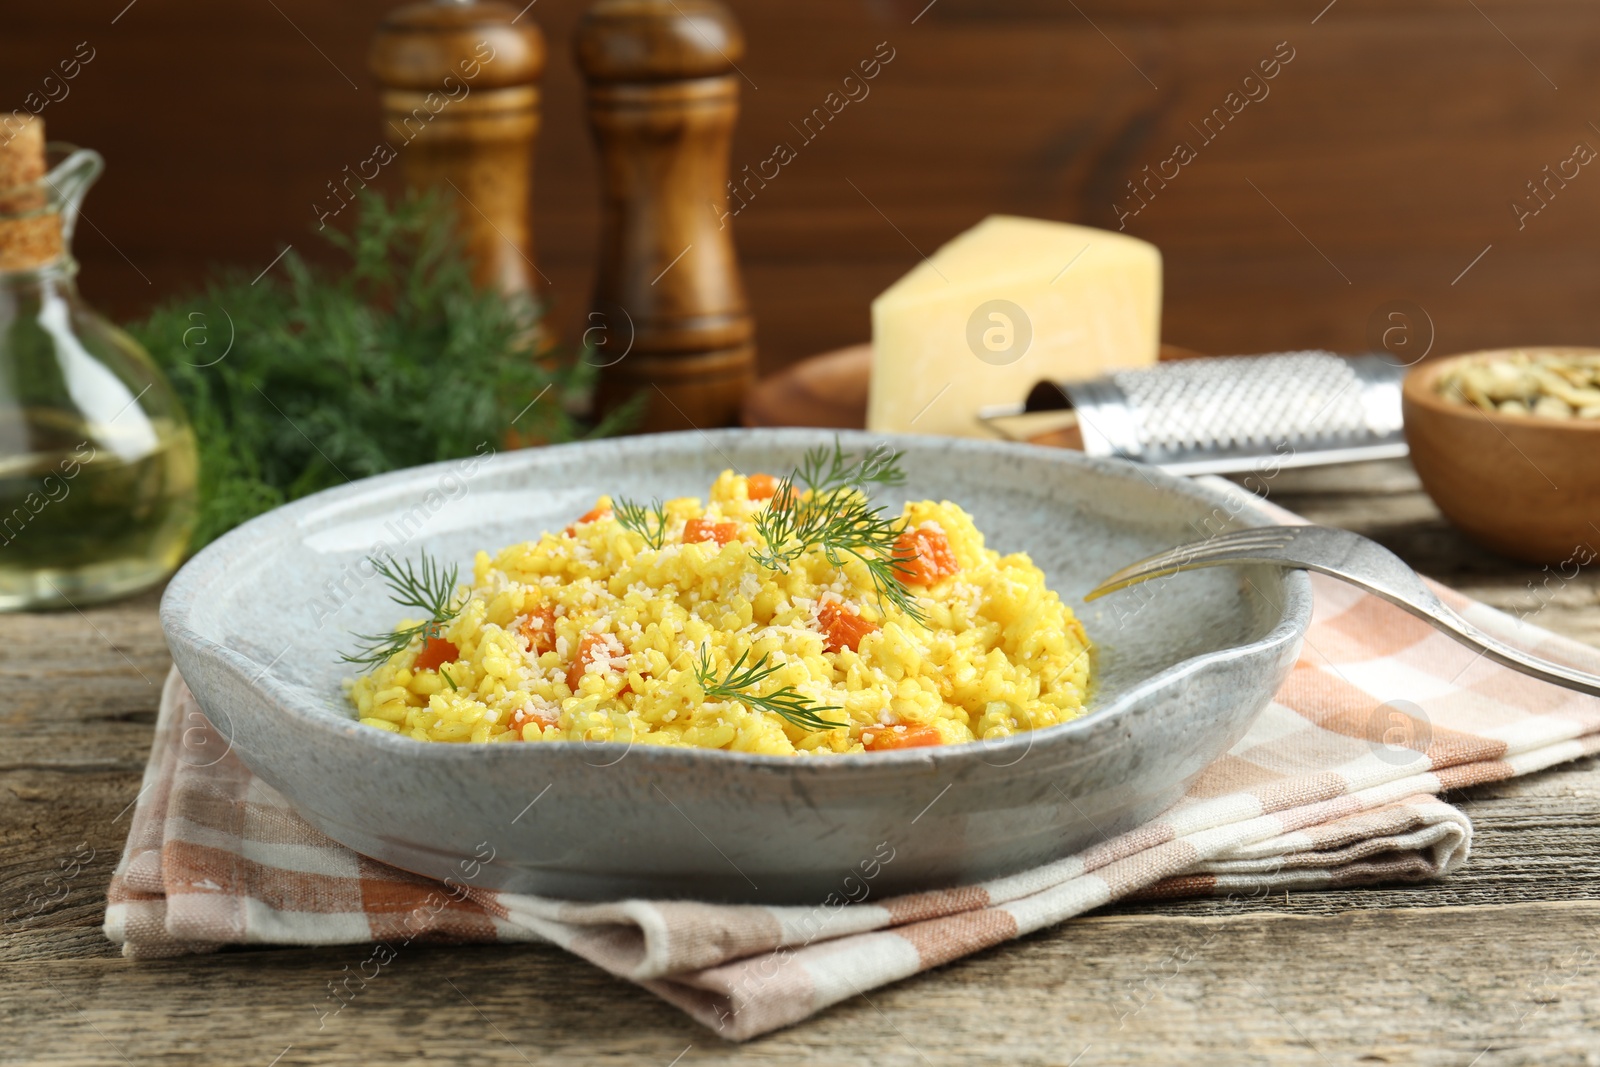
[0,410,197,609]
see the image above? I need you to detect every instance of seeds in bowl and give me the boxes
[1437,350,1600,419]
[340,442,1093,755]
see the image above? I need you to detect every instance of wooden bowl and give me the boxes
[1402,348,1600,564]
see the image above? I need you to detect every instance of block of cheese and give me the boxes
[868,215,1161,437]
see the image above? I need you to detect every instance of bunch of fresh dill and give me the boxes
[132,191,627,549]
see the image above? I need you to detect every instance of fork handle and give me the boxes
[1088,525,1600,699]
[1218,552,1600,699]
[1376,590,1600,698]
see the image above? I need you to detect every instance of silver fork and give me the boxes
[1084,525,1600,697]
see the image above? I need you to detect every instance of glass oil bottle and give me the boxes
[0,113,197,610]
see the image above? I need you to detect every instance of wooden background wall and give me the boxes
[6,0,1600,376]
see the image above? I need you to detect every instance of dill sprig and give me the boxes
[796,439,906,495]
[753,450,926,626]
[614,496,669,549]
[694,647,843,732]
[340,553,462,667]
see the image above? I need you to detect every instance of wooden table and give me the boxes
[4,458,1598,1066]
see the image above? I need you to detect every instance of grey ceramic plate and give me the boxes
[161,429,1310,905]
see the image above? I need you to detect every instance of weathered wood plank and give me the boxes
[0,587,167,774]
[2,769,145,952]
[4,901,1597,1066]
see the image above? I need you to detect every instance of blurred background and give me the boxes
[5,0,1599,371]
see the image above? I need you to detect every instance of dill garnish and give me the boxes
[614,496,669,549]
[340,553,461,667]
[753,440,925,626]
[694,647,843,732]
[795,439,906,495]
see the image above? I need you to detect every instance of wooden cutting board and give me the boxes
[741,343,1204,440]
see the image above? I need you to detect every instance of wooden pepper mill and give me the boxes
[576,0,756,430]
[369,0,545,301]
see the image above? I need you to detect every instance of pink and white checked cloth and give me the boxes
[107,573,1600,1040]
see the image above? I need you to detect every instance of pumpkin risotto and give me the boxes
[345,460,1091,755]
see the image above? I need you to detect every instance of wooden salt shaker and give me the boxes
[576,0,756,430]
[369,0,545,300]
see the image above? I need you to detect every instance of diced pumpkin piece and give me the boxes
[518,604,557,655]
[893,526,958,585]
[565,632,614,691]
[564,504,611,536]
[746,473,777,500]
[683,518,740,546]
[413,636,459,672]
[818,602,879,653]
[862,722,943,751]
[509,706,559,736]
[747,473,795,509]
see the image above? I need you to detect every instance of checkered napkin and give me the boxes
[106,572,1600,1041]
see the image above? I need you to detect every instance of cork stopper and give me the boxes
[0,113,46,188]
[0,112,64,271]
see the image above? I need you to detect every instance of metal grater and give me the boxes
[980,351,1409,476]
